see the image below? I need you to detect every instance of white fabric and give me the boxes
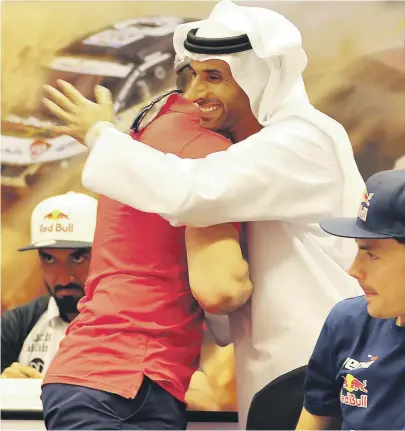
[171,0,361,220]
[394,155,405,170]
[173,0,309,123]
[82,1,365,427]
[204,313,232,347]
[18,298,68,376]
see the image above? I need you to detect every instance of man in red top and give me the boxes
[41,68,252,429]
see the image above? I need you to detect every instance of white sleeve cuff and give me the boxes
[84,121,116,149]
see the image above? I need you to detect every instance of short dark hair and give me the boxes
[396,238,405,246]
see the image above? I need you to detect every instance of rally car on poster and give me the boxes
[1,16,189,179]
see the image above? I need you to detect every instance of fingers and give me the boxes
[2,366,26,378]
[43,84,76,112]
[95,85,113,107]
[17,364,42,378]
[1,362,42,378]
[42,98,73,122]
[57,79,89,105]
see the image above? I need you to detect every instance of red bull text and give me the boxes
[340,391,368,408]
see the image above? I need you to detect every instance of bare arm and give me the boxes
[41,80,363,228]
[185,223,252,315]
[296,407,333,430]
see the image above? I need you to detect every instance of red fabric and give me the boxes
[43,95,239,402]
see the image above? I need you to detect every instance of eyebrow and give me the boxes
[202,69,223,75]
[39,248,90,258]
[357,242,377,252]
[190,66,223,76]
[39,250,53,259]
[70,248,90,257]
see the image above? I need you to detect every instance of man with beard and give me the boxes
[41,1,365,428]
[1,192,97,378]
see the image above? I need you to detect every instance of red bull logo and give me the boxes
[342,374,368,393]
[361,190,374,207]
[340,391,368,409]
[44,210,69,221]
[341,374,369,409]
[358,204,369,222]
[41,209,73,233]
[358,188,374,222]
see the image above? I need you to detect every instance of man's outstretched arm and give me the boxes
[82,121,343,227]
[43,81,361,228]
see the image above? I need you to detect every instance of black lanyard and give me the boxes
[130,89,182,133]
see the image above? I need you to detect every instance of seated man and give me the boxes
[296,169,405,430]
[1,191,97,378]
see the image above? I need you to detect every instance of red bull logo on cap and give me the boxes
[361,189,374,207]
[44,209,69,221]
[358,188,374,222]
[40,209,73,233]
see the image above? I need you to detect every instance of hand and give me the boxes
[185,370,220,411]
[1,362,42,379]
[42,80,115,144]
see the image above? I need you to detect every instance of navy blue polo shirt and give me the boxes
[304,296,405,430]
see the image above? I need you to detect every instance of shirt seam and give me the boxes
[179,133,211,157]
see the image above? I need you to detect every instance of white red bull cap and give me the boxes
[19,191,98,251]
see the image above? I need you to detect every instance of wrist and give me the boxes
[84,121,115,149]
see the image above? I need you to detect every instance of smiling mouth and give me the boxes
[199,104,222,115]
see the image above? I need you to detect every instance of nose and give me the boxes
[185,77,207,102]
[348,253,364,282]
[55,264,75,287]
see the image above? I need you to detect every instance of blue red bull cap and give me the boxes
[320,170,405,239]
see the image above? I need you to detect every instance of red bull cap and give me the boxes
[19,191,97,251]
[320,170,405,239]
